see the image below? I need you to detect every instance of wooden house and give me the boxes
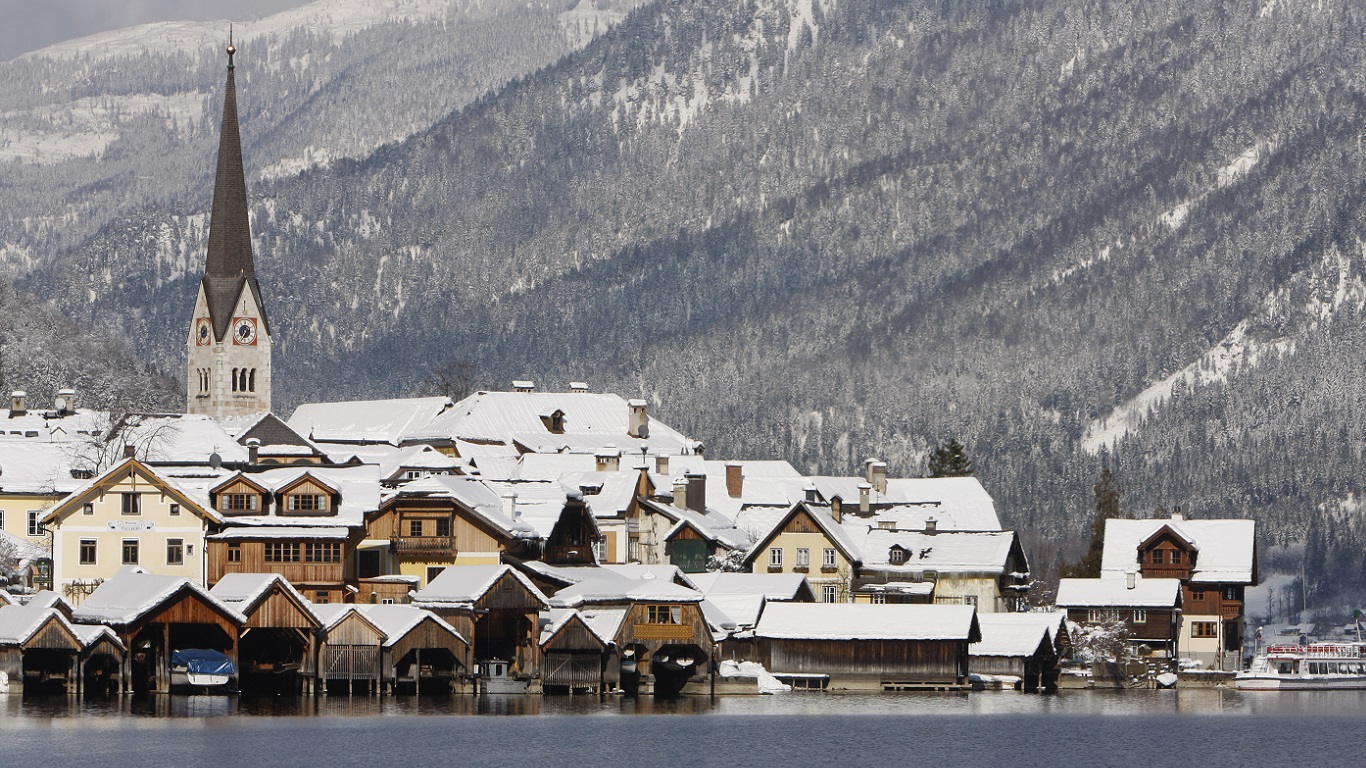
[752,603,981,691]
[1056,576,1183,660]
[971,612,1070,692]
[0,603,85,694]
[313,605,385,694]
[538,609,616,693]
[412,565,550,689]
[1100,513,1257,670]
[360,605,469,693]
[71,568,245,694]
[209,573,322,694]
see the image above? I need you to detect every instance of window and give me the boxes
[28,510,42,536]
[593,537,607,563]
[769,547,783,568]
[426,566,446,584]
[628,538,639,562]
[79,539,97,565]
[83,502,94,515]
[315,591,329,604]
[1191,590,1206,602]
[287,494,327,512]
[264,542,300,562]
[122,539,139,565]
[646,605,682,624]
[121,493,141,516]
[889,548,906,565]
[1132,609,1148,624]
[795,548,810,569]
[1169,550,1182,564]
[870,593,886,604]
[823,548,837,569]
[0,510,4,529]
[435,518,452,538]
[964,595,978,607]
[409,519,424,537]
[1192,621,1219,638]
[1224,587,1239,601]
[381,598,395,605]
[404,470,423,480]
[169,503,180,517]
[166,539,184,566]
[227,543,241,563]
[1088,609,1121,622]
[305,541,340,563]
[1150,550,1163,564]
[221,494,257,512]
[821,584,839,603]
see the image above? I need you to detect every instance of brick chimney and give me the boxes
[725,462,743,498]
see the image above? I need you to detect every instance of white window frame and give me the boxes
[1132,609,1148,624]
[27,510,42,537]
[769,547,783,568]
[821,584,839,603]
[795,548,810,568]
[823,548,837,568]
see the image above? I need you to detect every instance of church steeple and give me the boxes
[202,33,268,342]
[187,38,272,419]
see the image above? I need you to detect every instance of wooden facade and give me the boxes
[0,609,83,694]
[540,612,612,692]
[231,581,322,691]
[425,570,545,679]
[319,609,384,688]
[1064,606,1180,654]
[207,536,350,604]
[757,637,969,687]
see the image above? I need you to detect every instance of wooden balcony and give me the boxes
[1220,600,1243,620]
[390,536,456,556]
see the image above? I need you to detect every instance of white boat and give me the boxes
[170,649,236,689]
[478,659,527,694]
[1235,644,1366,690]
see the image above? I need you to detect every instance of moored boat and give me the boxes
[1234,644,1366,690]
[170,649,236,690]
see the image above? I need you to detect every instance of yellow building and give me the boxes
[742,502,861,603]
[42,456,219,603]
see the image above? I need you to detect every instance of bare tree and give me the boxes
[421,358,479,401]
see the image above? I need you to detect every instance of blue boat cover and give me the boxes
[171,649,235,676]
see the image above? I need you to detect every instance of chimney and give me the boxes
[595,445,621,472]
[686,472,706,514]
[864,458,879,483]
[512,380,535,393]
[569,381,589,393]
[123,444,137,459]
[804,484,820,503]
[858,482,872,514]
[655,455,670,475]
[502,492,519,520]
[673,478,688,511]
[1171,507,1183,522]
[831,496,843,523]
[870,461,888,495]
[628,399,649,438]
[246,437,260,464]
[878,520,897,531]
[924,516,937,535]
[55,388,77,416]
[1126,571,1137,590]
[726,462,744,498]
[9,391,26,417]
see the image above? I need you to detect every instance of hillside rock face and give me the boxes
[7,0,1366,605]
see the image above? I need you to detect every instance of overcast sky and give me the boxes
[0,0,313,60]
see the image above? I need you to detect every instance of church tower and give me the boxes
[187,40,272,418]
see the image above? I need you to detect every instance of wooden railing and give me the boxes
[390,536,456,556]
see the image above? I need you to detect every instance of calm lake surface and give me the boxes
[4,690,1364,767]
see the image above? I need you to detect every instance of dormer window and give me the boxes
[889,548,907,565]
[287,494,328,512]
[540,409,566,434]
[1150,550,1163,564]
[221,493,259,513]
[1170,550,1182,565]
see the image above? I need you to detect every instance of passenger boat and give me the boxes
[170,649,236,689]
[477,659,527,694]
[1234,643,1366,690]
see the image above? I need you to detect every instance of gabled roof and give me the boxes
[175,463,381,530]
[0,442,89,495]
[105,413,249,465]
[688,572,813,602]
[310,604,385,636]
[852,529,1021,574]
[548,576,703,609]
[809,476,1003,531]
[210,471,271,497]
[0,603,80,646]
[539,608,614,649]
[1101,516,1257,584]
[413,564,550,608]
[43,457,222,525]
[288,397,454,446]
[741,501,862,566]
[72,567,246,628]
[208,573,320,626]
[277,471,340,497]
[971,620,1052,658]
[221,413,321,456]
[382,475,536,539]
[356,604,467,649]
[754,603,981,642]
[1055,577,1183,608]
[638,497,751,552]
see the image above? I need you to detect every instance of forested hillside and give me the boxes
[8,0,1366,616]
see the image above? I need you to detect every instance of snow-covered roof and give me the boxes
[310,604,372,633]
[688,572,811,601]
[1,529,48,568]
[701,594,765,629]
[1055,577,1182,608]
[539,608,615,647]
[0,603,75,645]
[356,604,466,648]
[389,475,539,539]
[322,444,461,481]
[71,622,125,651]
[414,564,549,608]
[641,497,752,551]
[45,458,224,526]
[972,620,1051,658]
[743,502,863,565]
[110,413,250,465]
[754,603,980,642]
[549,575,703,609]
[408,392,696,458]
[808,476,1002,531]
[1100,516,1257,584]
[170,463,382,530]
[207,526,351,540]
[0,442,89,494]
[856,581,936,596]
[0,407,109,443]
[208,573,320,624]
[976,610,1068,646]
[850,529,1019,573]
[23,590,72,612]
[288,397,454,445]
[568,472,641,519]
[72,567,246,627]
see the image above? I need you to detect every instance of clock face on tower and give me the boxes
[233,317,258,346]
[195,318,212,346]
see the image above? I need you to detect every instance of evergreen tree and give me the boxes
[1061,468,1123,578]
[927,439,974,477]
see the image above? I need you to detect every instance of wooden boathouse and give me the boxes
[210,573,323,694]
[752,603,981,691]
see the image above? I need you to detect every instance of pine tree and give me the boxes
[927,439,974,477]
[1061,468,1123,578]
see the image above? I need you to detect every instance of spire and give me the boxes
[202,36,267,340]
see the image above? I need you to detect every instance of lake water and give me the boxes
[4,690,1364,767]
